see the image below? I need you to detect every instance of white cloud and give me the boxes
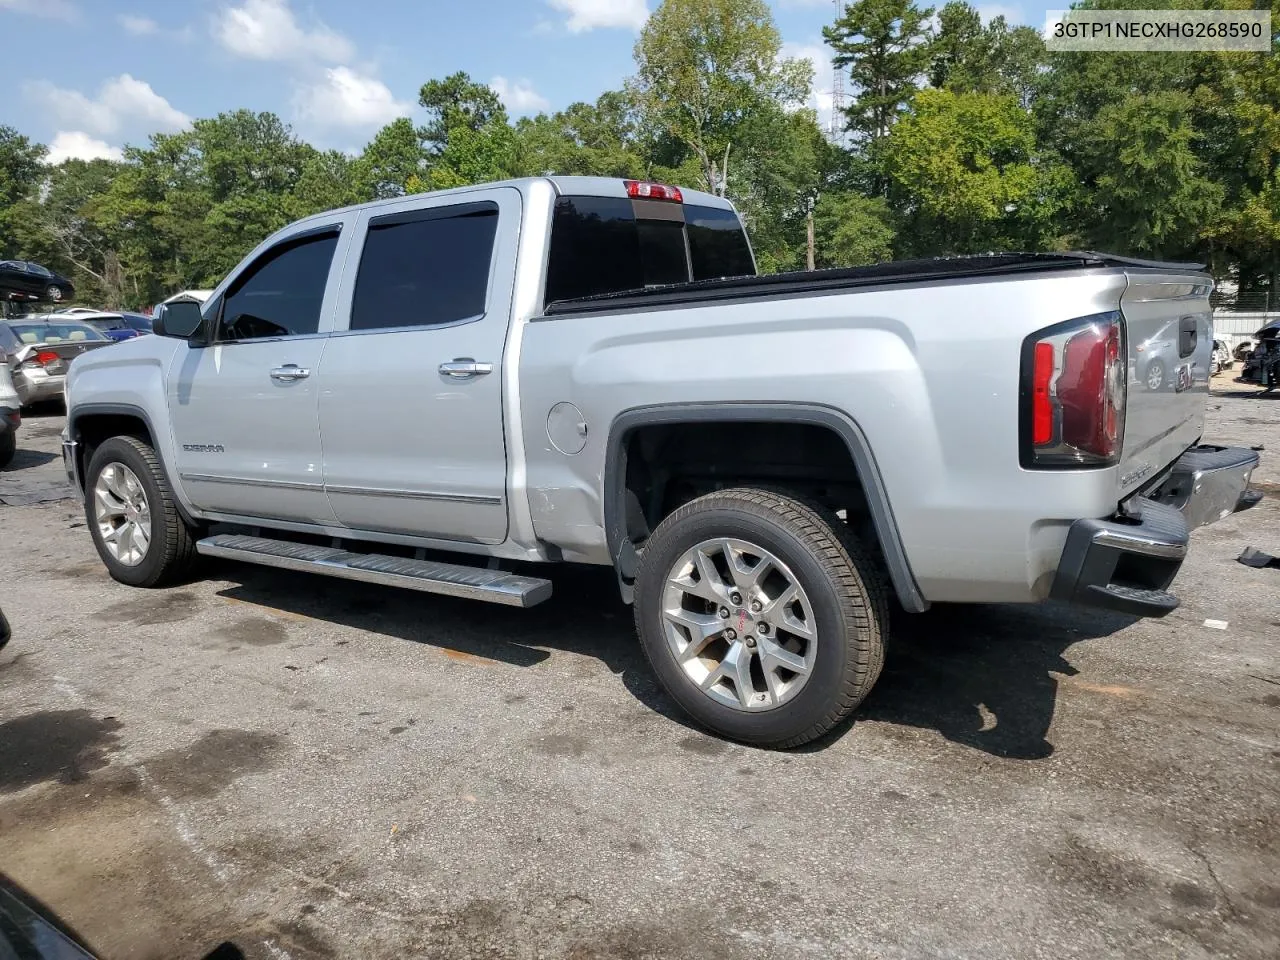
[547,0,648,33]
[213,0,353,62]
[490,76,550,114]
[0,0,78,20]
[294,67,411,130]
[26,74,191,137]
[976,4,1024,25]
[45,131,123,164]
[780,41,836,136]
[118,13,158,34]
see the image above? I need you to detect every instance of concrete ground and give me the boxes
[1,378,1278,960]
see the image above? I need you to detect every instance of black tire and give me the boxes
[85,436,200,587]
[44,284,63,302]
[0,431,14,469]
[1145,360,1165,391]
[633,486,889,749]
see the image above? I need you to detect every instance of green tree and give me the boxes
[632,0,810,196]
[287,149,363,220]
[812,192,896,267]
[356,118,426,199]
[882,88,1069,254]
[416,72,521,190]
[824,0,934,145]
[0,126,47,256]
[516,92,647,178]
[928,3,1043,107]
[1083,91,1224,258]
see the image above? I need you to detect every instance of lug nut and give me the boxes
[718,607,730,619]
[750,600,762,613]
[745,636,757,648]
[757,623,769,635]
[730,592,742,605]
[725,628,737,641]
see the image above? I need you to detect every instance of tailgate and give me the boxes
[1118,270,1214,496]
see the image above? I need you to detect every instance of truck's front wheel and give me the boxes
[633,487,888,748]
[85,436,199,587]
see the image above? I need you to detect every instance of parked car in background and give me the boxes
[119,312,153,335]
[0,260,75,303]
[1239,319,1280,391]
[71,311,147,342]
[1210,338,1234,376]
[0,319,112,407]
[53,307,103,317]
[0,342,19,468]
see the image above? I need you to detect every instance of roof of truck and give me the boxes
[291,176,734,230]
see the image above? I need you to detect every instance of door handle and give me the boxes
[270,364,311,382]
[438,359,493,379]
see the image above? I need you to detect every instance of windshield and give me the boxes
[7,321,109,344]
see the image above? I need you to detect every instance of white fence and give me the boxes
[1212,311,1279,337]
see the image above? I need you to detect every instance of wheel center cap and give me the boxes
[735,608,751,633]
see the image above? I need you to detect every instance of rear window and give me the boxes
[544,195,753,305]
[8,322,108,343]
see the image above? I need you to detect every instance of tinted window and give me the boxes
[636,219,690,287]
[350,205,498,331]
[544,195,753,305]
[122,313,153,332]
[27,263,52,277]
[218,231,338,342]
[687,204,754,280]
[0,324,19,353]
[545,196,644,304]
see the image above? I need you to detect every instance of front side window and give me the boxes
[26,263,53,277]
[349,204,498,332]
[217,231,339,342]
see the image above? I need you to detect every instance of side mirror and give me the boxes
[153,301,204,339]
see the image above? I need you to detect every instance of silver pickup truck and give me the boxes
[62,176,1260,747]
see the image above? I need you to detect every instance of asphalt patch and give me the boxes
[0,710,123,792]
[141,729,285,799]
[95,591,200,626]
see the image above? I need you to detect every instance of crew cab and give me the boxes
[61,177,1260,747]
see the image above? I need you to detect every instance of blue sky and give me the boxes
[0,0,1051,162]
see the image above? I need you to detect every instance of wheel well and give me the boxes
[619,420,874,547]
[73,413,153,477]
[607,411,927,613]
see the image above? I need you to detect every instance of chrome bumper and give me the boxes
[1052,445,1260,617]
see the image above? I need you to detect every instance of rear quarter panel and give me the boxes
[519,269,1138,603]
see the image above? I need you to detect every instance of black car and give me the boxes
[0,260,76,303]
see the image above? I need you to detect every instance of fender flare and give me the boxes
[603,402,927,612]
[68,401,201,527]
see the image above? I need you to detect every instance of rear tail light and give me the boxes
[1021,311,1125,468]
[625,180,683,202]
[35,350,60,366]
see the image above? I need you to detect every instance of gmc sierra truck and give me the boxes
[62,176,1260,747]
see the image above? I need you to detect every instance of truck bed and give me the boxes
[542,252,1206,315]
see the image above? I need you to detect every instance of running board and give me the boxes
[195,534,552,607]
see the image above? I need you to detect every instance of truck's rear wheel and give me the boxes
[633,487,888,748]
[85,436,199,587]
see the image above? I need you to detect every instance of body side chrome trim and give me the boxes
[180,473,324,492]
[325,484,502,505]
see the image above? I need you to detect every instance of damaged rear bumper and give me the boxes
[1051,445,1261,617]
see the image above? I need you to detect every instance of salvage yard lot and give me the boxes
[2,382,1279,960]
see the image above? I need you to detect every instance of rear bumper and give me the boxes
[1051,445,1260,617]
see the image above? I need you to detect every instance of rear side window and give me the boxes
[350,204,498,331]
[687,205,754,281]
[544,195,752,305]
[218,231,339,341]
